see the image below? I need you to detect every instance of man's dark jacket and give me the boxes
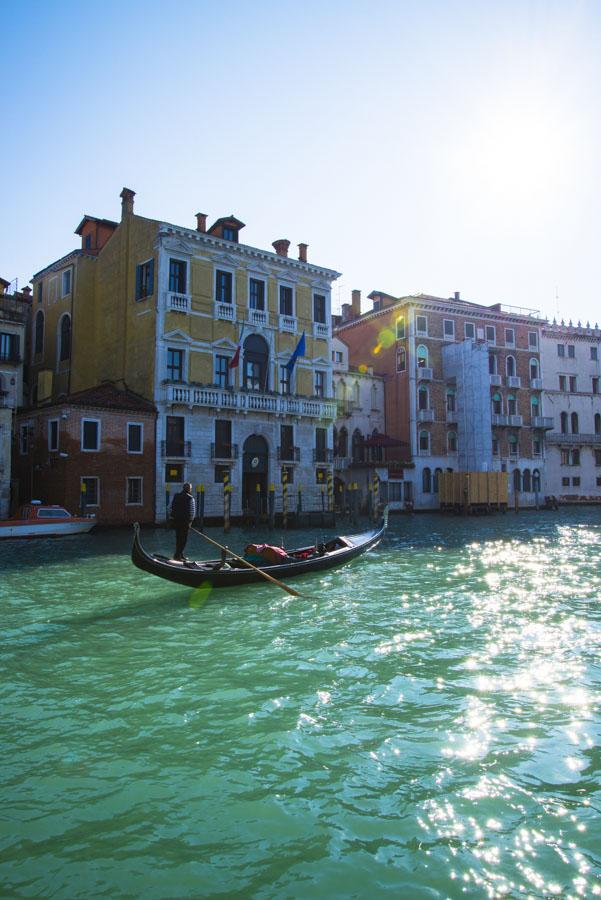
[171,491,195,523]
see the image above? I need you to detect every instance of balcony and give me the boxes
[508,414,523,427]
[333,456,350,470]
[280,315,297,334]
[546,432,601,445]
[491,414,509,426]
[161,440,191,458]
[530,377,543,390]
[211,443,239,461]
[489,374,502,387]
[313,322,329,340]
[0,352,22,365]
[165,385,337,420]
[532,416,554,429]
[167,292,191,313]
[214,301,235,321]
[246,308,268,327]
[417,367,433,381]
[277,446,300,462]
[417,408,435,423]
[507,376,521,388]
[313,448,334,463]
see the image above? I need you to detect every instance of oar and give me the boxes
[190,526,302,598]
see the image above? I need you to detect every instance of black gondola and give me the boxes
[131,508,388,589]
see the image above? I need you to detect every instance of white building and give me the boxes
[0,280,30,517]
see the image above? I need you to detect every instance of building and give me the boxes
[13,383,156,524]
[541,321,601,502]
[335,290,550,509]
[29,189,341,521]
[0,279,31,517]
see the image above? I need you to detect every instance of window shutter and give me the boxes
[136,264,142,299]
[148,259,154,296]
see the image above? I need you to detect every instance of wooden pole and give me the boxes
[223,472,231,533]
[268,482,275,529]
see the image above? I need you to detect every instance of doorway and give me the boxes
[242,434,269,514]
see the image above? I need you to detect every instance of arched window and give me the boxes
[560,411,568,434]
[433,467,442,493]
[492,392,502,415]
[352,429,364,463]
[489,354,497,375]
[370,428,383,463]
[508,433,519,457]
[446,388,456,412]
[532,469,541,491]
[338,427,348,457]
[371,384,378,409]
[571,412,579,434]
[243,333,269,391]
[513,468,522,491]
[422,467,432,493]
[418,385,429,411]
[353,381,360,405]
[447,430,457,452]
[396,347,406,372]
[416,345,428,368]
[506,355,516,377]
[595,413,601,436]
[507,393,517,416]
[34,310,44,356]
[523,468,531,492]
[335,379,346,401]
[58,314,71,362]
[529,358,539,380]
[530,394,539,419]
[419,430,430,453]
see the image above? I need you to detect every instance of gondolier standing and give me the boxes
[170,482,196,561]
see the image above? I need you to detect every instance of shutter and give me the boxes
[136,264,142,299]
[148,259,154,296]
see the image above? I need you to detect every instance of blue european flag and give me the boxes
[285,331,306,372]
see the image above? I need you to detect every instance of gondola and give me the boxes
[131,508,388,589]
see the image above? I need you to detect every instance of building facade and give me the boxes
[29,189,341,521]
[336,290,550,509]
[13,383,156,524]
[0,280,30,517]
[541,321,601,502]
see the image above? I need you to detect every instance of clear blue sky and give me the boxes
[2,0,600,324]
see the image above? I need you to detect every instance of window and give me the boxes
[81,477,99,506]
[506,355,516,377]
[422,467,431,492]
[62,269,72,296]
[418,386,429,410]
[492,437,499,456]
[249,278,265,310]
[419,430,430,452]
[592,377,599,395]
[572,449,580,465]
[465,322,475,339]
[489,354,497,375]
[567,344,575,359]
[279,285,293,316]
[396,317,405,339]
[560,411,568,434]
[337,427,348,457]
[214,420,232,458]
[127,477,143,505]
[446,389,456,412]
[315,427,328,462]
[443,319,455,339]
[59,314,71,361]
[127,423,143,453]
[571,412,579,434]
[562,477,570,486]
[388,482,403,502]
[595,413,601,435]
[213,464,230,483]
[19,424,30,455]
[486,325,496,344]
[530,394,539,418]
[416,315,428,335]
[85,234,92,250]
[557,343,565,357]
[136,259,154,300]
[280,424,295,461]
[513,469,522,492]
[569,376,577,392]
[507,394,517,416]
[48,419,59,452]
[281,465,294,484]
[36,282,43,304]
[167,348,184,381]
[0,331,19,362]
[492,393,502,415]
[169,259,187,294]
[447,431,457,452]
[279,365,291,395]
[508,434,518,456]
[591,346,598,361]
[528,331,538,349]
[314,370,325,398]
[215,354,230,388]
[396,347,406,372]
[416,345,428,368]
[594,449,601,467]
[505,328,515,346]
[33,309,44,356]
[81,419,100,451]
[559,375,567,391]
[166,416,186,457]
[222,226,236,242]
[333,350,343,364]
[166,463,184,483]
[572,477,581,487]
[215,269,232,303]
[561,449,570,466]
[529,358,539,380]
[313,293,326,324]
[533,437,542,456]
[371,384,378,409]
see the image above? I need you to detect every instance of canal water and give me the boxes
[1,510,600,898]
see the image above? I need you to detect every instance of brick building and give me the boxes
[13,383,156,525]
[336,290,550,509]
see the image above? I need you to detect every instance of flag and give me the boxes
[229,323,244,369]
[285,331,306,373]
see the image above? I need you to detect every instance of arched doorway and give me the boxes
[243,334,269,391]
[242,434,269,514]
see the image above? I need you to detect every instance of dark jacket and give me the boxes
[171,490,196,524]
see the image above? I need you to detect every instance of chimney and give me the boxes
[196,212,207,233]
[341,303,352,322]
[298,243,308,263]
[120,187,135,219]
[21,286,32,298]
[272,239,290,258]
[454,291,460,301]
[351,289,361,317]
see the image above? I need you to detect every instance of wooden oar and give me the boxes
[190,526,302,598]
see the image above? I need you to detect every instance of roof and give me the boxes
[208,215,246,233]
[74,216,119,235]
[36,382,156,414]
[0,276,10,289]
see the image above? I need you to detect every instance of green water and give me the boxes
[1,511,600,899]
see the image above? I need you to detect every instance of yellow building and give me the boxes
[30,189,341,520]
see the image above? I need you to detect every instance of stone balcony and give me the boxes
[417,367,433,381]
[313,322,330,340]
[246,308,268,327]
[507,375,521,388]
[489,374,502,386]
[492,413,509,426]
[214,301,235,321]
[279,315,297,334]
[165,385,337,420]
[508,414,523,427]
[532,416,554,429]
[417,408,435,423]
[166,291,191,313]
[530,378,543,390]
[546,432,601,444]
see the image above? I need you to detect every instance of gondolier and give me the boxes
[170,482,196,561]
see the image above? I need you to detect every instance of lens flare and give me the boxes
[189,580,213,608]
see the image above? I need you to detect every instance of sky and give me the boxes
[2,0,600,325]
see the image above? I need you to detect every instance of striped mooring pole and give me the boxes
[80,481,87,517]
[327,469,334,521]
[282,467,288,530]
[372,473,380,521]
[223,471,231,533]
[268,482,275,528]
